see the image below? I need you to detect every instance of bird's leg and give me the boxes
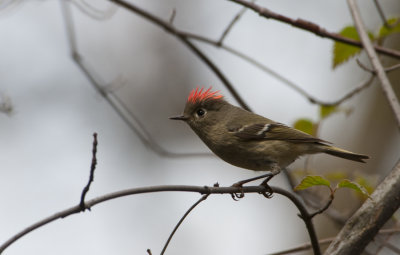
[231,173,272,200]
[232,173,274,187]
[260,165,281,198]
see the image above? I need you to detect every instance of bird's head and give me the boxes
[170,87,227,130]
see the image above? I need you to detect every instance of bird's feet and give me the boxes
[231,182,245,201]
[258,166,281,198]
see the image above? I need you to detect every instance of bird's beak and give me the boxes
[169,115,189,121]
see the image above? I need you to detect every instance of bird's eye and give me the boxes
[196,108,206,117]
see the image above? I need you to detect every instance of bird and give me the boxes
[170,87,369,185]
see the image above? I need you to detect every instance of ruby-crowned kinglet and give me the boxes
[170,87,369,175]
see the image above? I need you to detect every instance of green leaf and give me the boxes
[337,179,371,198]
[333,26,374,68]
[293,118,314,135]
[378,17,400,38]
[320,105,338,119]
[294,175,331,191]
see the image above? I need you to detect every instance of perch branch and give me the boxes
[0,185,320,255]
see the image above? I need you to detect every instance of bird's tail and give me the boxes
[322,145,369,163]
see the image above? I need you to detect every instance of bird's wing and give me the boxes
[228,123,328,143]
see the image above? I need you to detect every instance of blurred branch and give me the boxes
[0,185,321,255]
[373,0,400,29]
[161,193,210,255]
[71,0,117,20]
[268,228,400,255]
[357,59,400,74]
[229,0,400,60]
[0,92,13,115]
[108,0,252,112]
[79,132,98,211]
[375,235,400,254]
[217,4,248,45]
[348,0,400,128]
[60,0,211,158]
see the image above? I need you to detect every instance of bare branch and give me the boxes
[79,133,98,211]
[0,185,320,255]
[161,194,210,255]
[348,0,400,128]
[228,0,400,60]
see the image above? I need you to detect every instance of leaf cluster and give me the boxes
[333,17,400,68]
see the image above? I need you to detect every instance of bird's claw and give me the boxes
[259,179,274,199]
[231,183,245,200]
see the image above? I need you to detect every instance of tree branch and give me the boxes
[228,0,400,60]
[0,185,320,255]
[348,0,400,128]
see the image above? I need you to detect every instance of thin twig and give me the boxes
[168,8,176,25]
[71,0,118,20]
[348,0,400,128]
[146,248,152,255]
[217,5,248,45]
[308,192,334,219]
[161,194,210,255]
[229,0,400,60]
[0,185,319,255]
[79,133,98,211]
[357,58,400,74]
[375,235,400,254]
[268,237,333,255]
[372,0,400,29]
[267,228,400,255]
